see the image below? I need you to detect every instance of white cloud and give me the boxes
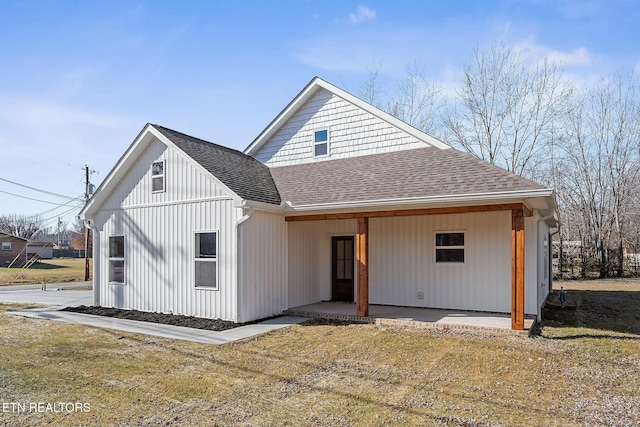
[513,39,592,67]
[349,5,376,24]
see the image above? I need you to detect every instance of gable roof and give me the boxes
[81,123,281,219]
[0,231,28,241]
[153,126,281,205]
[270,147,551,208]
[243,77,450,156]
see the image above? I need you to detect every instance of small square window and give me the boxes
[435,232,465,263]
[152,161,165,193]
[2,242,11,251]
[314,129,329,157]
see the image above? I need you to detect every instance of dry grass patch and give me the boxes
[0,259,90,285]
[1,280,639,426]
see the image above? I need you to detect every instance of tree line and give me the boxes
[359,44,640,278]
[0,214,87,250]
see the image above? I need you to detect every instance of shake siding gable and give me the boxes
[254,88,429,166]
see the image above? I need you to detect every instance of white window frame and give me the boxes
[194,231,219,290]
[151,160,165,193]
[1,242,11,251]
[435,231,465,263]
[313,128,330,158]
[108,235,126,284]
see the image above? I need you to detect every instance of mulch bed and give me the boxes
[62,305,255,331]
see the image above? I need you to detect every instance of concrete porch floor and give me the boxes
[284,302,535,336]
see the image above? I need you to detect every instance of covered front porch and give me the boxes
[284,302,535,335]
[286,203,533,330]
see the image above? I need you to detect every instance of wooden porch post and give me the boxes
[511,209,525,330]
[356,217,369,317]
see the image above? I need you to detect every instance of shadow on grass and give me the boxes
[5,262,67,271]
[542,289,640,337]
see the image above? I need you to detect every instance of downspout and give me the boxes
[537,212,557,320]
[235,206,255,323]
[549,228,560,292]
[86,219,100,307]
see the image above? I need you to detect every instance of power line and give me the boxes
[0,188,83,206]
[23,196,83,219]
[0,177,78,200]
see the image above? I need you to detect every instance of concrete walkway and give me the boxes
[0,283,307,344]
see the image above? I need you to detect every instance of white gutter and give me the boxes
[241,199,287,213]
[284,188,555,212]
[235,206,255,323]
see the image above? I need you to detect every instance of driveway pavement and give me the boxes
[1,282,307,344]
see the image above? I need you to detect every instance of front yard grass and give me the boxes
[0,259,90,285]
[1,279,639,426]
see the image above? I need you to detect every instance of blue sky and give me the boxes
[1,0,638,231]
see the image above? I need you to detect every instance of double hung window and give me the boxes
[435,232,465,263]
[195,232,218,289]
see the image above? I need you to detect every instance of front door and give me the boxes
[332,236,355,302]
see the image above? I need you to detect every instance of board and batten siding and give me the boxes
[287,219,356,307]
[92,137,243,321]
[254,88,430,167]
[369,212,513,314]
[238,210,288,322]
[104,139,231,211]
[285,211,547,316]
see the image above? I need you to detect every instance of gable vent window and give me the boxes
[435,232,465,263]
[2,242,11,251]
[152,161,165,193]
[314,129,329,157]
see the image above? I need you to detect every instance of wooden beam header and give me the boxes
[285,203,532,222]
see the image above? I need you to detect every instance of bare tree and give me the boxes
[444,44,573,178]
[559,72,640,277]
[359,61,383,107]
[386,62,443,136]
[358,61,444,136]
[0,214,46,240]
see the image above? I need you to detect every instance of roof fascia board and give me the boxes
[244,77,321,155]
[243,77,450,156]
[81,123,155,219]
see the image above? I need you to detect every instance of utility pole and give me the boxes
[57,217,62,249]
[84,165,91,281]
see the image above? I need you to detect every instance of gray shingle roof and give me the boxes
[269,147,547,206]
[153,125,281,205]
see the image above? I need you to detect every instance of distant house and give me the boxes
[0,232,28,266]
[80,77,558,330]
[26,241,54,260]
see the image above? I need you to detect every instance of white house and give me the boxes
[80,77,557,330]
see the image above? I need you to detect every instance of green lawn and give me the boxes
[0,259,91,285]
[0,280,638,426]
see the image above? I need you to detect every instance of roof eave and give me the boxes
[283,188,556,215]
